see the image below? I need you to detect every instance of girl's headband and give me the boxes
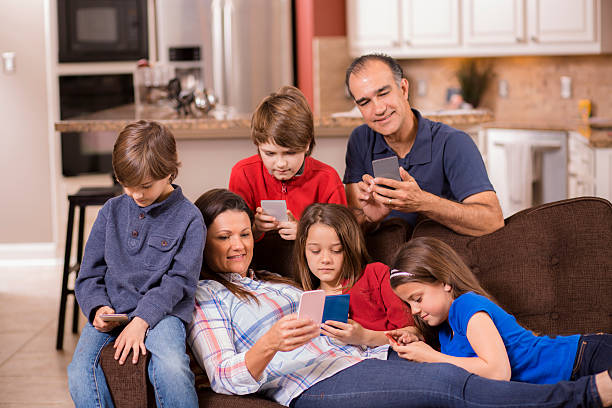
[389,269,415,278]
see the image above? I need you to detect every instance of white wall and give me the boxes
[0,0,55,246]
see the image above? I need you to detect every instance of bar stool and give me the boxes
[56,185,122,350]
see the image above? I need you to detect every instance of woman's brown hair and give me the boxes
[389,237,493,344]
[251,85,315,155]
[112,120,180,186]
[194,188,299,302]
[294,203,370,291]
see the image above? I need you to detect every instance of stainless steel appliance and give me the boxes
[156,0,294,115]
[58,0,148,62]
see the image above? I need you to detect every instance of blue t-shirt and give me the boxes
[343,109,494,225]
[439,292,580,384]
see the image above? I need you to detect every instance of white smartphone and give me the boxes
[372,156,401,181]
[297,290,326,324]
[261,199,289,222]
[100,313,129,323]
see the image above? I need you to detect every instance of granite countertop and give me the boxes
[54,104,494,139]
[483,118,612,148]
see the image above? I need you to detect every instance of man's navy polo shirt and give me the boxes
[343,109,494,226]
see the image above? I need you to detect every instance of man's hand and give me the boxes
[355,174,391,223]
[93,306,121,332]
[113,316,149,365]
[277,210,297,241]
[370,167,428,213]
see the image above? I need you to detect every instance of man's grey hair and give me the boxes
[345,53,404,100]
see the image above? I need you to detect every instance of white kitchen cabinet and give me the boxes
[347,0,460,57]
[567,132,595,198]
[594,148,612,202]
[348,0,612,58]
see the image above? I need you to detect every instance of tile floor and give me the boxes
[0,264,81,407]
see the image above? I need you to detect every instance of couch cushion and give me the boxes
[365,217,413,265]
[411,197,612,336]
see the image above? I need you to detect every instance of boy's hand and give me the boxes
[93,306,121,332]
[254,207,279,236]
[113,316,149,365]
[278,210,297,241]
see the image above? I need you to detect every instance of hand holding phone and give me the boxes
[261,200,289,222]
[297,290,326,324]
[385,332,400,346]
[100,313,129,323]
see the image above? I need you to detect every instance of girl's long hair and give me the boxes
[294,203,370,291]
[195,188,299,302]
[389,237,493,345]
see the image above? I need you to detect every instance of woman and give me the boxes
[187,189,612,408]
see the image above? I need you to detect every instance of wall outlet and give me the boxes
[416,79,427,97]
[561,76,572,99]
[498,79,509,98]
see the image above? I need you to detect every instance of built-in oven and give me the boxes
[59,74,134,176]
[58,0,148,62]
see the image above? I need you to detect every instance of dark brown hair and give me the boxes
[194,188,299,302]
[389,237,493,342]
[294,203,370,291]
[251,85,315,155]
[112,120,180,186]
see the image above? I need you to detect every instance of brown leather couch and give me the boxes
[99,197,612,408]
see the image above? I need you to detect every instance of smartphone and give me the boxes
[297,290,326,324]
[372,156,401,182]
[385,332,400,346]
[260,200,289,222]
[100,313,129,323]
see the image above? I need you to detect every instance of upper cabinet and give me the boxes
[347,0,612,58]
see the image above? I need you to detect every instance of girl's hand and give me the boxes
[113,316,149,365]
[277,210,297,241]
[386,326,424,345]
[93,306,121,332]
[263,314,319,352]
[321,319,369,346]
[392,340,438,362]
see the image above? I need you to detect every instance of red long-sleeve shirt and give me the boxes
[229,155,347,219]
[345,262,414,331]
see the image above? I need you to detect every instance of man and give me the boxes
[343,54,504,236]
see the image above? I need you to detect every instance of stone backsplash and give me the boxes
[313,36,612,124]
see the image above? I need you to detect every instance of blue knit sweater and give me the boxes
[75,185,205,329]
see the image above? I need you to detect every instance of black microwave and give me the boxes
[58,0,148,62]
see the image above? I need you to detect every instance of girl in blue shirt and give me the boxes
[387,236,612,385]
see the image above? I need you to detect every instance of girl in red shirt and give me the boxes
[295,203,415,347]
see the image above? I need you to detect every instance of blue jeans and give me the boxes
[290,350,602,408]
[571,333,612,380]
[68,316,197,408]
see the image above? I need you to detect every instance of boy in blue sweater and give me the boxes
[68,120,205,408]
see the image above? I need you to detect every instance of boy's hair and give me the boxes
[112,120,180,187]
[345,53,404,100]
[294,203,370,291]
[389,237,493,339]
[251,85,315,156]
[194,188,299,302]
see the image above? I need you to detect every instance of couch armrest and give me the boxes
[412,197,612,335]
[99,342,154,408]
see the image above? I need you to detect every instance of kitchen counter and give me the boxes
[54,104,494,139]
[483,119,612,148]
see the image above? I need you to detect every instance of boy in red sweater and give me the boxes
[229,86,347,242]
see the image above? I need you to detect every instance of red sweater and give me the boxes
[229,155,347,219]
[344,262,414,331]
